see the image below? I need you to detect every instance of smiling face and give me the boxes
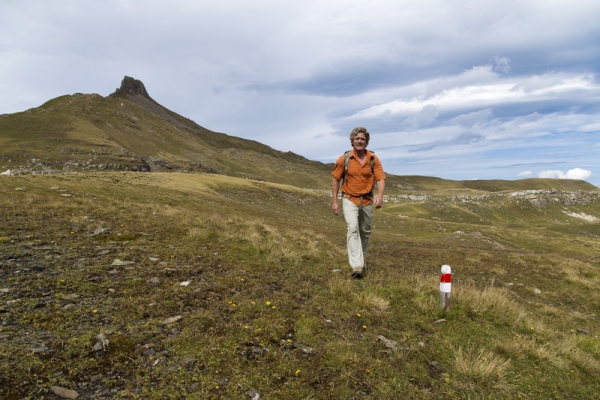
[351,132,367,152]
[349,127,370,150]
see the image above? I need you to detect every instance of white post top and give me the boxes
[441,264,451,274]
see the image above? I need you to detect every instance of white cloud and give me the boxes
[349,70,599,120]
[537,168,593,180]
[518,171,532,177]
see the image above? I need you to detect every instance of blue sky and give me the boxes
[2,0,600,186]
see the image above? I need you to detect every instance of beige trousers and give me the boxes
[342,197,373,269]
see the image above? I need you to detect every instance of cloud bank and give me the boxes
[538,168,593,180]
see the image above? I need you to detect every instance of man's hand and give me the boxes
[331,177,341,215]
[374,196,383,209]
[374,180,385,209]
[332,201,340,215]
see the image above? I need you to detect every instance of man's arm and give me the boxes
[374,179,385,209]
[331,177,341,215]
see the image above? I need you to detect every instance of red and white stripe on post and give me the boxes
[440,264,451,310]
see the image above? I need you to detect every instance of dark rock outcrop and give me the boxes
[132,159,151,172]
[117,76,151,99]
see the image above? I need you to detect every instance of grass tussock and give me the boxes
[452,346,518,397]
[353,290,390,316]
[454,283,523,319]
[327,274,354,298]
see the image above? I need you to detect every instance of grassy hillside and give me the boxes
[1,172,599,399]
[386,175,597,193]
[0,91,332,190]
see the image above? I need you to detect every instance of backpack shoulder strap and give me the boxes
[342,150,351,182]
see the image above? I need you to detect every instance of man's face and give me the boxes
[352,132,367,151]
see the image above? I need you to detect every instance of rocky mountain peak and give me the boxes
[117,76,150,98]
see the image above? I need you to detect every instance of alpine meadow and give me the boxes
[1,77,599,399]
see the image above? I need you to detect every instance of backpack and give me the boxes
[341,150,376,196]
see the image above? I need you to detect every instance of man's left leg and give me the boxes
[358,203,373,269]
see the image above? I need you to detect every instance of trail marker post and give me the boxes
[440,264,451,310]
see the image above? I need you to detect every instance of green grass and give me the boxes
[1,172,599,399]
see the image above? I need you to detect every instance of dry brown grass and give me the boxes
[454,283,523,320]
[327,274,354,298]
[560,259,600,288]
[353,290,390,316]
[452,346,518,397]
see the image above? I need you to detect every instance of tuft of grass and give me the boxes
[454,283,523,321]
[354,290,390,316]
[327,274,354,298]
[452,346,518,397]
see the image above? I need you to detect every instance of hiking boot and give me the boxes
[351,267,364,279]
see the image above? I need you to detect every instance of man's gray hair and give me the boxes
[350,127,370,145]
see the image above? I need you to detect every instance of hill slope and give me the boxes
[0,77,331,189]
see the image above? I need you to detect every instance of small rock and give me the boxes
[377,335,398,352]
[30,346,50,354]
[162,315,182,325]
[50,385,79,399]
[246,388,261,400]
[88,227,111,237]
[534,288,542,294]
[149,257,160,262]
[111,259,133,266]
[92,334,110,353]
[180,281,191,286]
[107,269,119,275]
[63,294,80,300]
[179,357,196,370]
[148,277,161,286]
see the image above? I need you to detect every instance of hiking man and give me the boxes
[331,127,386,278]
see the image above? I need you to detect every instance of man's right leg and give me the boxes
[342,197,364,277]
